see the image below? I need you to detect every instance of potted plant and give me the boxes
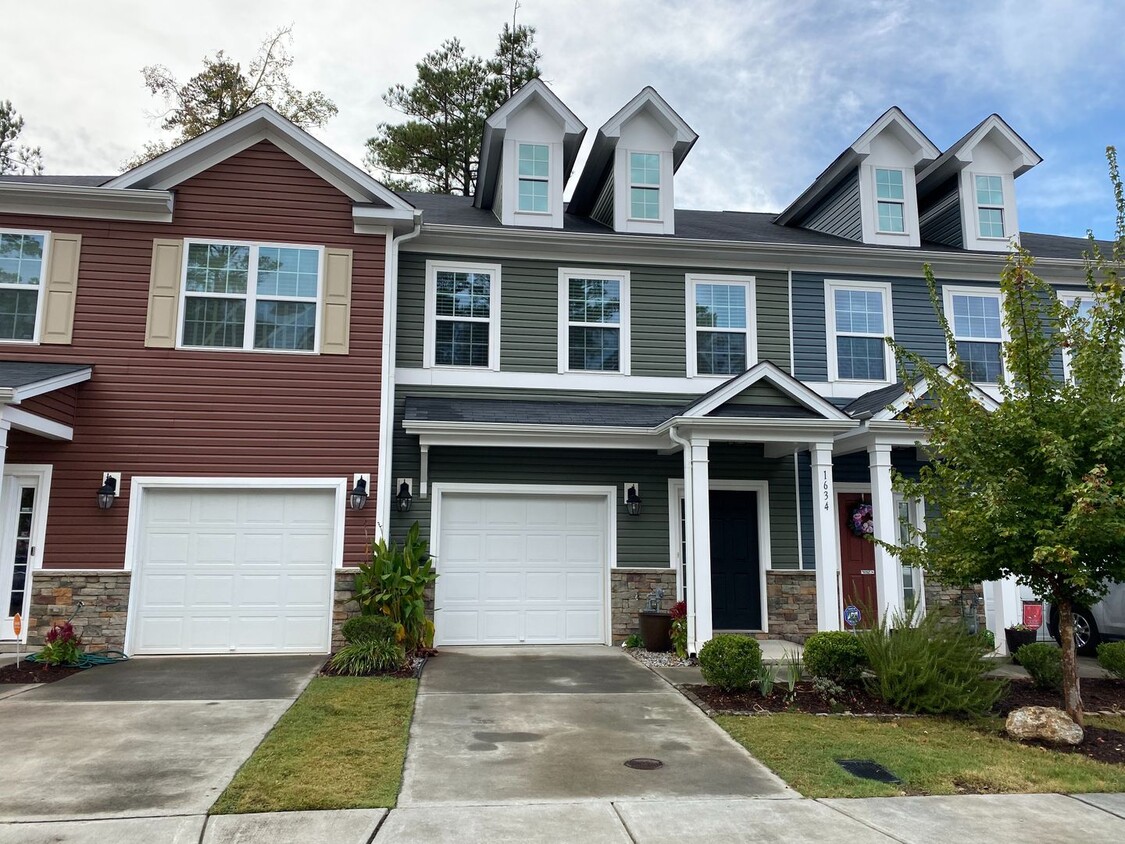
[637,588,672,652]
[1004,623,1037,657]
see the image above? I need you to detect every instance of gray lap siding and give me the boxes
[397,252,791,375]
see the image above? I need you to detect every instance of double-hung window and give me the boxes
[826,280,894,382]
[629,152,661,220]
[975,174,1006,239]
[687,275,755,377]
[944,287,1005,383]
[0,229,47,342]
[424,261,501,369]
[1061,293,1096,382]
[559,269,630,373]
[517,143,549,213]
[180,240,322,352]
[874,168,906,234]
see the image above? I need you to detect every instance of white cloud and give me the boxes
[4,0,1122,234]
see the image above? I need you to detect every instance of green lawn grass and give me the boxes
[717,713,1125,798]
[212,676,417,814]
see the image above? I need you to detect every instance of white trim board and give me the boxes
[423,260,503,372]
[685,274,757,379]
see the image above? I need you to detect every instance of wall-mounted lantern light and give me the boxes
[97,473,119,510]
[349,475,370,511]
[396,478,413,512]
[625,483,643,517]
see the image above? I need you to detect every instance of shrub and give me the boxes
[623,633,643,649]
[341,614,399,645]
[37,622,82,667]
[698,634,762,692]
[1097,641,1125,679]
[669,601,688,660]
[802,631,868,684]
[858,608,1005,715]
[1016,642,1064,690]
[977,628,996,650]
[355,521,438,650]
[755,664,775,697]
[329,639,407,676]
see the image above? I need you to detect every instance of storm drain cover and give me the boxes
[836,759,901,783]
[624,758,664,770]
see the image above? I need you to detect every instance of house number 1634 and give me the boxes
[822,470,830,510]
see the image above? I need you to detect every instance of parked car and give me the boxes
[1048,582,1125,655]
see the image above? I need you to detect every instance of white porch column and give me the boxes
[868,443,904,623]
[986,576,1023,655]
[810,443,842,631]
[689,438,713,652]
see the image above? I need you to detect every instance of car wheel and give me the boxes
[1050,607,1100,656]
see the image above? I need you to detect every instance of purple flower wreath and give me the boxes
[849,502,874,537]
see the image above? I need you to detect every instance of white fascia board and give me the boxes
[106,104,414,211]
[600,87,697,149]
[851,107,941,164]
[486,78,586,137]
[0,183,173,222]
[871,368,1000,421]
[833,420,926,455]
[404,224,1093,284]
[353,206,419,235]
[404,420,664,451]
[11,367,93,402]
[683,361,853,421]
[2,405,74,441]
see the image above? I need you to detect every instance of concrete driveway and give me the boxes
[398,646,793,806]
[0,655,322,822]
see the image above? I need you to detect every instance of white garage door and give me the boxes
[132,487,337,654]
[436,492,607,645]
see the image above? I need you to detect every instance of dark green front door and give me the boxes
[709,490,761,630]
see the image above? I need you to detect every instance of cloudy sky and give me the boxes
[6,0,1123,237]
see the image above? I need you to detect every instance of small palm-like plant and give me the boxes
[354,521,437,650]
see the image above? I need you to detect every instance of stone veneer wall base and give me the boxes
[610,568,678,645]
[766,570,818,643]
[26,571,132,651]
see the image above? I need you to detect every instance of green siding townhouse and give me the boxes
[380,79,1097,654]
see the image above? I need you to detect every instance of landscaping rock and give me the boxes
[1005,705,1084,745]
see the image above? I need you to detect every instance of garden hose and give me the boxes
[24,650,129,669]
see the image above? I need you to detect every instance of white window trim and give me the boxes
[825,279,896,385]
[0,227,51,345]
[873,168,908,236]
[973,173,1008,240]
[176,237,324,354]
[423,259,503,372]
[892,492,927,617]
[515,143,551,216]
[557,267,631,375]
[627,150,662,222]
[942,285,1008,384]
[685,274,757,379]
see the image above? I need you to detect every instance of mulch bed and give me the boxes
[997,679,1125,715]
[685,681,901,716]
[1017,726,1125,766]
[0,661,83,685]
[319,651,430,679]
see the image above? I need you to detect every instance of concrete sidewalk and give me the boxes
[2,794,1123,843]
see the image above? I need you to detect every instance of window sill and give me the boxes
[176,345,320,356]
[558,368,628,376]
[0,338,40,346]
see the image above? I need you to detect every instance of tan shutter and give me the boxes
[39,233,82,345]
[145,239,184,348]
[321,247,353,355]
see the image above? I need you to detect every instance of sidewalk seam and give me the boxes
[609,801,639,844]
[816,799,911,844]
[367,807,390,843]
[1064,792,1125,821]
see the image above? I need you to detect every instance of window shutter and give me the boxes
[145,239,184,348]
[39,233,82,345]
[321,247,353,355]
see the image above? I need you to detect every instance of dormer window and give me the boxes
[875,169,906,233]
[975,175,1006,239]
[517,143,549,213]
[629,152,661,220]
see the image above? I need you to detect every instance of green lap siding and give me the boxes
[397,252,791,375]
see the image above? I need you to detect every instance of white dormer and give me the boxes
[473,79,586,229]
[568,87,697,235]
[917,115,1041,252]
[776,107,939,248]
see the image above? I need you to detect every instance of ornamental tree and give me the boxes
[885,148,1125,726]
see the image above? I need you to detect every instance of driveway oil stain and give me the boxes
[473,731,543,743]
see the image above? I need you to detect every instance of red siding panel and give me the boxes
[17,386,78,428]
[0,141,386,570]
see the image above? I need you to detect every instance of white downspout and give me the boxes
[376,211,423,540]
[668,425,694,650]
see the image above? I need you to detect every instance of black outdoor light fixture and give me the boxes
[97,474,118,510]
[626,484,643,517]
[396,479,413,512]
[349,477,369,511]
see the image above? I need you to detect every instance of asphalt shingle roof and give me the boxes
[841,383,908,418]
[0,360,91,389]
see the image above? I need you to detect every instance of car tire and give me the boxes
[1049,607,1100,656]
